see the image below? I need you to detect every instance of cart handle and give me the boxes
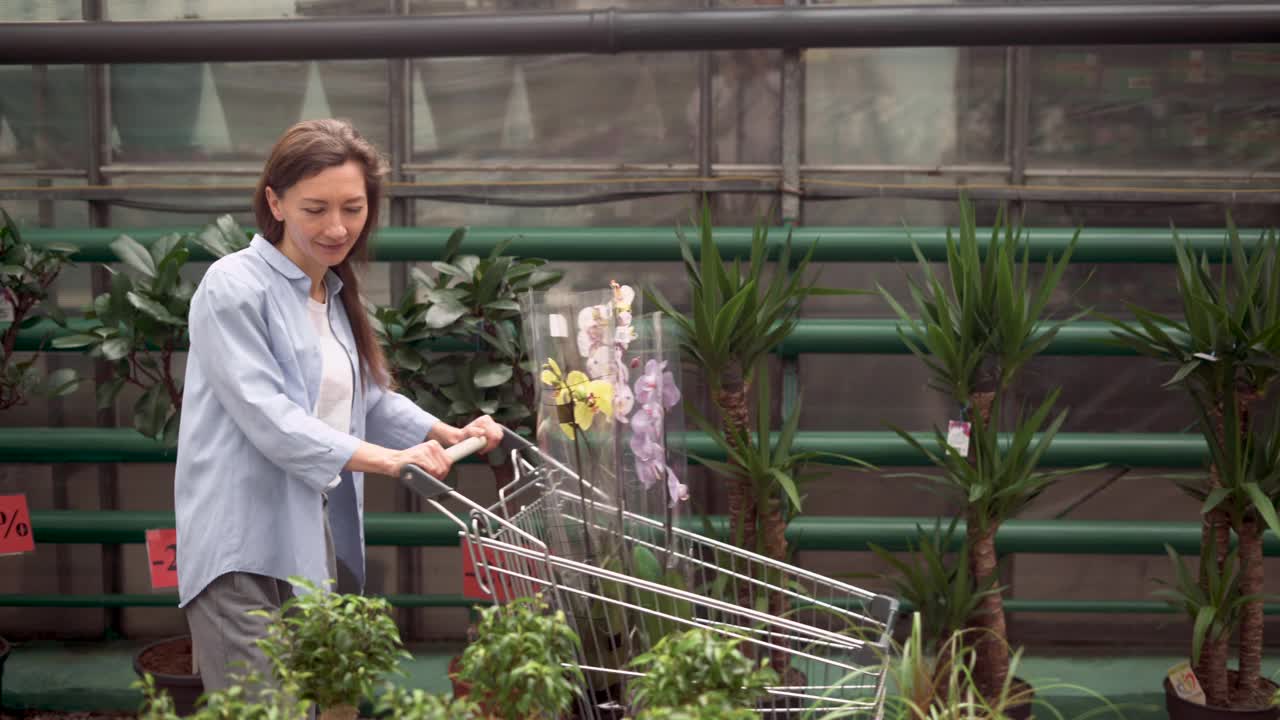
[397,431,551,553]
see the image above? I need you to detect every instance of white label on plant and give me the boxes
[946,420,971,456]
[1167,661,1206,705]
[549,313,568,338]
[0,296,13,324]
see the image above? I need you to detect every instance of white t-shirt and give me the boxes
[307,296,354,492]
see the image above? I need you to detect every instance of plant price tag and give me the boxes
[946,420,971,456]
[1167,661,1206,705]
[145,528,179,589]
[0,494,35,556]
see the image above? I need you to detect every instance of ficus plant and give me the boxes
[454,593,584,720]
[136,670,309,720]
[252,577,412,720]
[626,627,777,713]
[371,227,562,487]
[51,215,250,446]
[0,208,80,410]
[374,687,480,720]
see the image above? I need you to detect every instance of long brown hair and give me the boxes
[252,118,391,388]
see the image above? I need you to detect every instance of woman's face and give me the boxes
[265,160,368,280]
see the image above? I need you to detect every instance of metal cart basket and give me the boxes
[401,430,899,719]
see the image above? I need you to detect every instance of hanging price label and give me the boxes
[0,494,35,556]
[946,420,972,457]
[145,528,179,589]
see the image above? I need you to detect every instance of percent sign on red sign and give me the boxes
[0,494,35,556]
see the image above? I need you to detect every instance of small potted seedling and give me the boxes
[454,594,584,720]
[254,577,411,720]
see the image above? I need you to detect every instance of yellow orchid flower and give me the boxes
[541,360,615,438]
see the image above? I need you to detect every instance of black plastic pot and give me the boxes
[1006,676,1035,720]
[0,635,10,711]
[1165,677,1280,720]
[133,635,204,715]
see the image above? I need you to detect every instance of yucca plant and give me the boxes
[1101,220,1280,706]
[879,195,1082,424]
[868,519,1000,659]
[1153,536,1258,708]
[880,194,1087,701]
[647,199,856,601]
[687,369,871,676]
[892,390,1102,701]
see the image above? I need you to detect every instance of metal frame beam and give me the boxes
[4,5,1279,65]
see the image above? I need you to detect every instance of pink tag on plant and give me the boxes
[946,421,971,456]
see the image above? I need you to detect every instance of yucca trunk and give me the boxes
[966,510,1009,701]
[1235,391,1264,702]
[1237,516,1264,700]
[964,385,1008,700]
[716,364,758,559]
[760,493,795,678]
[1198,634,1231,708]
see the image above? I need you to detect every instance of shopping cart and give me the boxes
[401,429,899,719]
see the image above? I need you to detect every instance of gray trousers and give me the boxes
[184,497,338,697]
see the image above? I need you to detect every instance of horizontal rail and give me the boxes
[0,428,1208,468]
[2,4,1277,65]
[26,512,1253,555]
[1,593,1275,616]
[10,318,1148,357]
[20,226,1255,264]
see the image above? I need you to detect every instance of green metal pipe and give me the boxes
[22,225,1251,264]
[2,428,1209,467]
[28,511,1263,555]
[13,317,1144,356]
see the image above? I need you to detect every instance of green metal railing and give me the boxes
[20,225,1259,264]
[0,427,1209,467]
[1,224,1249,617]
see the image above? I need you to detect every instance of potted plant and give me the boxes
[0,207,79,709]
[375,686,480,720]
[878,193,1089,712]
[1102,220,1280,715]
[1,207,80,410]
[52,215,250,445]
[686,370,872,680]
[646,199,857,677]
[453,593,585,720]
[136,669,310,720]
[371,226,562,492]
[631,695,758,720]
[57,216,251,710]
[253,577,412,720]
[625,627,777,714]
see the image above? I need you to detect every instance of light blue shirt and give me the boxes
[175,235,437,607]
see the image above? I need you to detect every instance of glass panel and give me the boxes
[0,66,87,170]
[710,50,783,165]
[411,185,695,226]
[806,47,1006,166]
[1029,43,1280,171]
[107,0,383,20]
[107,59,390,164]
[0,1,80,20]
[410,53,698,163]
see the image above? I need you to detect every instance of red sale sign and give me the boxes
[461,538,545,602]
[0,494,35,556]
[145,528,179,589]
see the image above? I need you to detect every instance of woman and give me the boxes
[174,118,503,694]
